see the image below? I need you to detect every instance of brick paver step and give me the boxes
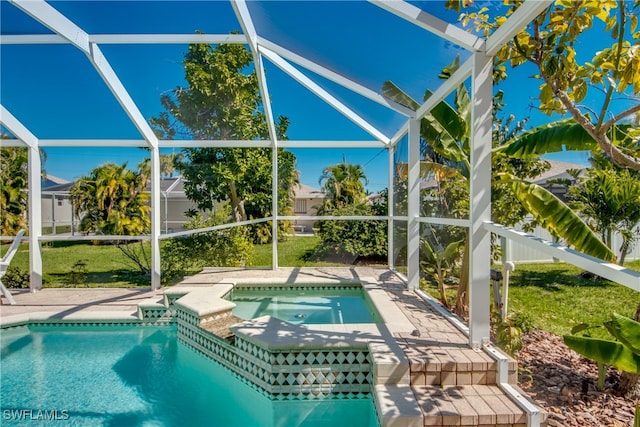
[412,385,530,427]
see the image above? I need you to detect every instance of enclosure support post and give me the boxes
[407,119,420,291]
[150,147,161,290]
[388,146,395,270]
[51,194,56,234]
[272,146,279,270]
[468,50,493,347]
[28,144,43,291]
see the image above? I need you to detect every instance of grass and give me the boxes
[507,261,639,337]
[1,236,357,288]
[1,241,149,288]
[252,236,346,268]
[422,259,639,339]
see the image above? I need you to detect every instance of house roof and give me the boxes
[40,177,323,200]
[41,174,69,188]
[293,184,325,199]
[533,159,586,185]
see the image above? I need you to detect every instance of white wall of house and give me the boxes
[41,193,75,233]
[290,184,324,233]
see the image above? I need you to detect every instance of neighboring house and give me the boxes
[41,180,75,234]
[290,184,325,233]
[40,177,326,235]
[532,159,585,201]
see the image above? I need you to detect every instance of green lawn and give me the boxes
[507,261,639,337]
[251,236,346,268]
[1,236,352,288]
[1,241,148,288]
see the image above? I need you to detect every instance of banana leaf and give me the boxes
[395,161,463,181]
[604,313,640,355]
[383,81,468,164]
[420,114,466,163]
[498,120,598,158]
[381,81,419,111]
[563,335,640,374]
[500,174,616,262]
[424,89,468,143]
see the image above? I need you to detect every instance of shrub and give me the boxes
[2,266,30,289]
[161,211,253,284]
[316,201,387,259]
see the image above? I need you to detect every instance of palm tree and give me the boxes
[319,159,368,212]
[569,166,640,265]
[383,57,614,314]
[70,163,150,274]
[70,162,150,236]
[0,148,28,235]
[0,143,48,236]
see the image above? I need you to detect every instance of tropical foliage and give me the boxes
[568,164,640,264]
[564,313,640,400]
[383,57,614,313]
[150,41,298,243]
[161,208,253,284]
[318,160,368,213]
[314,160,387,260]
[315,192,388,260]
[70,163,150,236]
[0,147,29,236]
[452,0,640,171]
[69,162,151,274]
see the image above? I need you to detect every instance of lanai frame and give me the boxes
[3,0,637,349]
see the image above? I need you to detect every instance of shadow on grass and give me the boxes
[44,270,150,287]
[301,246,387,266]
[510,267,613,291]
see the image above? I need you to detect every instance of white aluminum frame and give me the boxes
[0,0,574,352]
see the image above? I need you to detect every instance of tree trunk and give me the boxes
[620,302,640,397]
[228,180,246,222]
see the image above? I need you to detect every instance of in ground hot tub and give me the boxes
[227,285,381,324]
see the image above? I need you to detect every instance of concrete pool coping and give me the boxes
[0,267,543,427]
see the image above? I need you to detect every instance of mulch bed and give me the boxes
[517,328,636,427]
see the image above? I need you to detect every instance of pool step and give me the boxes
[399,337,516,386]
[413,385,532,427]
[137,297,174,322]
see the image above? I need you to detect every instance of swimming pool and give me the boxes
[0,324,378,427]
[228,288,381,324]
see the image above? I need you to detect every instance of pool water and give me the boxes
[229,289,381,324]
[0,325,378,427]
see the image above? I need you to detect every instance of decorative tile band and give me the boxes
[232,284,362,292]
[176,312,372,400]
[139,306,176,323]
[1,320,171,330]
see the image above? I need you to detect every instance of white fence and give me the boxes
[504,221,640,263]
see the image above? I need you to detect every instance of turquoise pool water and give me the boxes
[229,289,381,324]
[0,325,378,426]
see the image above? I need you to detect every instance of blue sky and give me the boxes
[0,1,610,192]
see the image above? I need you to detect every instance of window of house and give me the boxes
[294,199,307,214]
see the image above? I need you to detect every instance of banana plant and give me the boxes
[564,313,640,425]
[420,231,464,308]
[383,57,616,314]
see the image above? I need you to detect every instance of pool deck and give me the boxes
[0,267,544,427]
